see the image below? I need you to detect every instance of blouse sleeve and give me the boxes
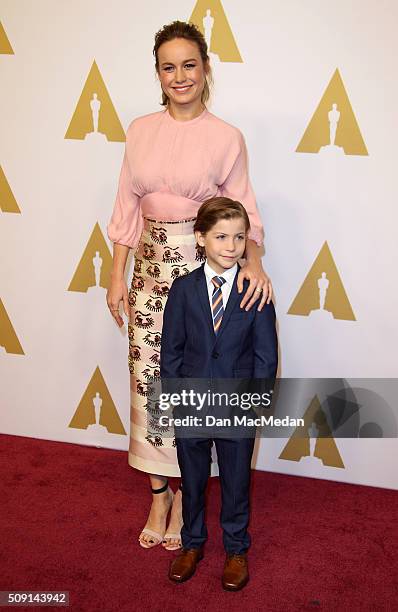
[219,131,264,247]
[107,138,143,250]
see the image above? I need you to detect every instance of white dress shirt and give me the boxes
[204,261,238,310]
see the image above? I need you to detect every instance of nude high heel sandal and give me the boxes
[138,480,173,549]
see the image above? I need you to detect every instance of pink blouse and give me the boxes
[107,107,264,249]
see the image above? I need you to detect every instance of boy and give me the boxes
[160,197,278,591]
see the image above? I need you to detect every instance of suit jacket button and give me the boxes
[212,351,219,359]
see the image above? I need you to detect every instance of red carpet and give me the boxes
[0,434,397,611]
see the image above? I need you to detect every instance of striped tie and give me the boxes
[211,276,226,334]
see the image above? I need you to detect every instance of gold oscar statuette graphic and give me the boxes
[288,241,356,321]
[68,223,113,292]
[296,69,368,156]
[69,366,126,435]
[279,395,344,468]
[0,22,14,54]
[65,60,125,142]
[189,0,242,62]
[0,166,21,213]
[0,299,24,354]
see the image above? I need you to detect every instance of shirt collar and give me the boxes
[204,261,238,288]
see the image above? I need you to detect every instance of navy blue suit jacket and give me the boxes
[160,264,278,380]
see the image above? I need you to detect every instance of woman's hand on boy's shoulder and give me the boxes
[237,259,273,312]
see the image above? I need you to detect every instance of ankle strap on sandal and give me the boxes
[151,480,169,494]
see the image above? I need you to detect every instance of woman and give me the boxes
[106,21,272,551]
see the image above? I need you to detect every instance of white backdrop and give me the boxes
[1,0,397,490]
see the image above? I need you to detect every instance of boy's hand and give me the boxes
[237,259,273,311]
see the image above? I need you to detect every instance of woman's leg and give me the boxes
[162,483,183,550]
[138,473,173,548]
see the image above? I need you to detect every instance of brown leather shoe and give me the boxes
[169,547,204,583]
[222,553,249,591]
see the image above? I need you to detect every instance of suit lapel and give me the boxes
[194,265,215,337]
[214,266,241,344]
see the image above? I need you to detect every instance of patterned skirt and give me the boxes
[127,217,204,477]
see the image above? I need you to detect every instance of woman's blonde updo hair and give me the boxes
[153,20,213,107]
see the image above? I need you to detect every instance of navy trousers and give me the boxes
[175,436,255,554]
